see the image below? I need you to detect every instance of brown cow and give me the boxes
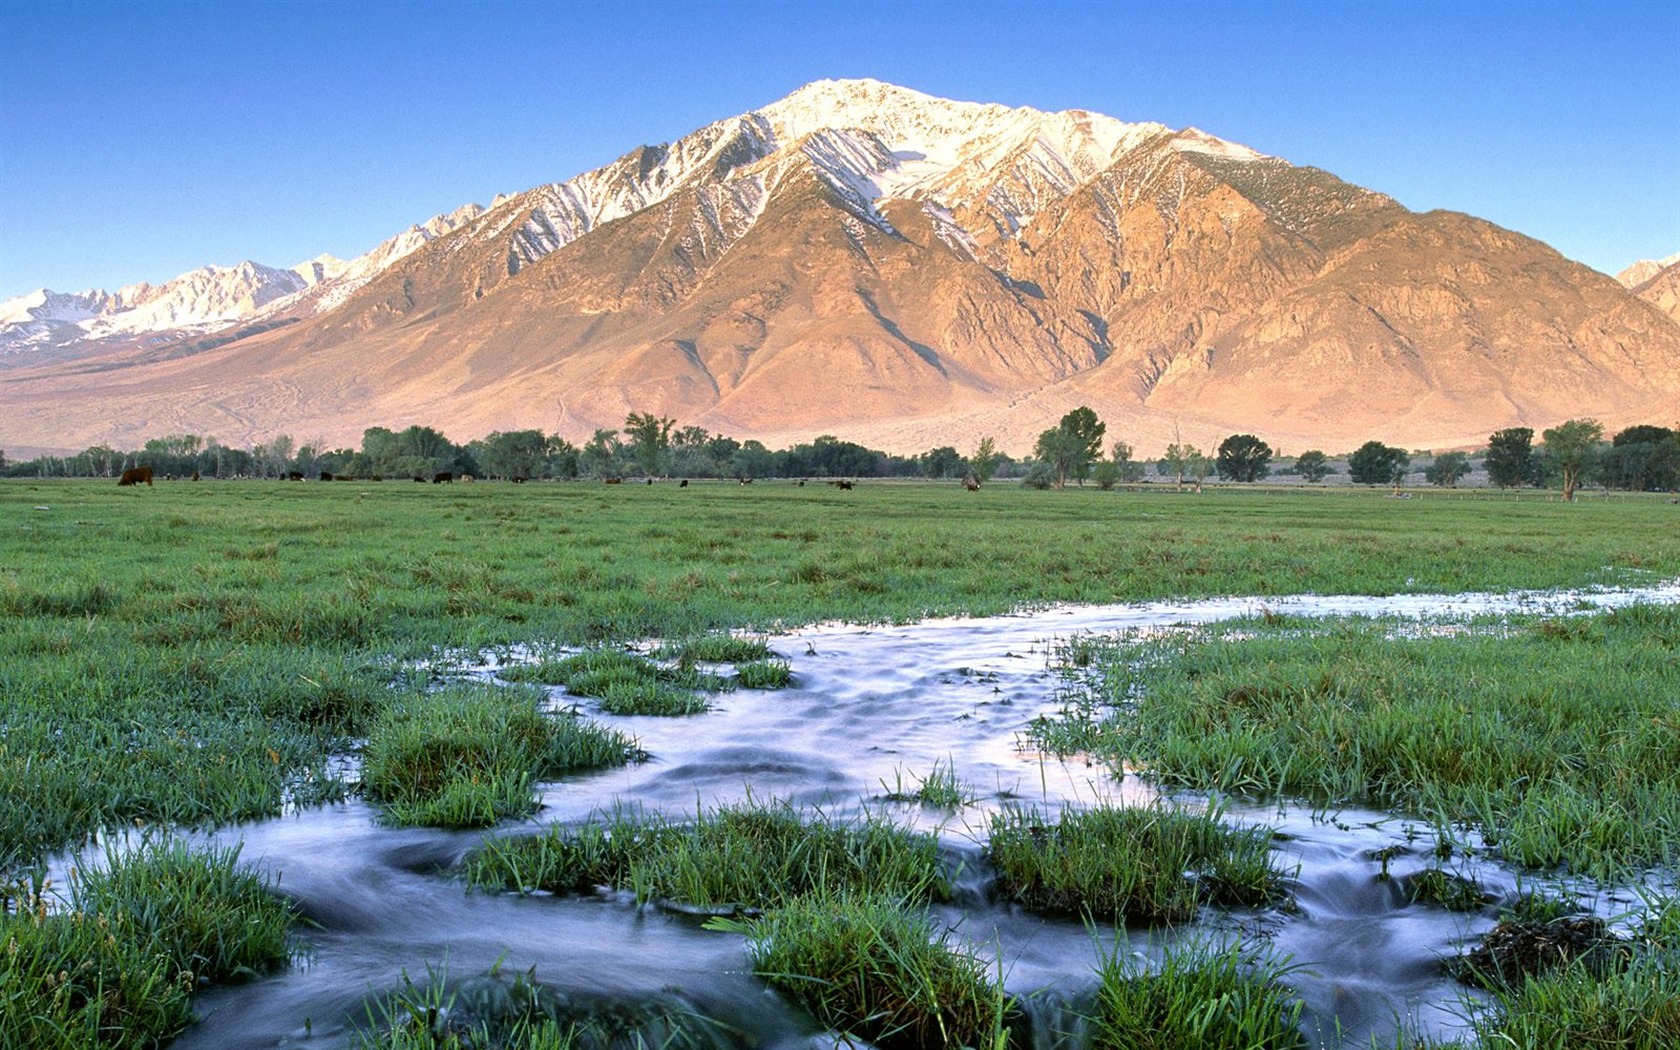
[963,473,981,492]
[679,479,689,488]
[117,466,154,487]
[836,480,854,490]
[604,476,623,485]
[433,472,453,484]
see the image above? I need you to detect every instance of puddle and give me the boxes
[68,579,1680,1048]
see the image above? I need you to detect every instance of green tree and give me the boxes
[1033,426,1085,489]
[1294,450,1331,483]
[1184,447,1213,493]
[545,435,580,478]
[1058,407,1106,485]
[1604,425,1680,491]
[478,430,549,479]
[623,412,676,478]
[581,429,623,478]
[731,440,775,479]
[1424,451,1471,487]
[1541,418,1604,502]
[1348,441,1409,487]
[921,446,966,479]
[1215,434,1273,483]
[252,434,296,478]
[1092,459,1120,490]
[1158,443,1188,489]
[1109,441,1147,483]
[970,437,1002,483]
[1484,427,1537,489]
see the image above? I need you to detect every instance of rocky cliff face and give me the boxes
[3,79,1676,456]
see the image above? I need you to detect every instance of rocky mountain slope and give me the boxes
[1617,252,1680,289]
[3,79,1676,457]
[1629,259,1680,325]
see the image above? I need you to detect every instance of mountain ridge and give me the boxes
[2,78,1676,456]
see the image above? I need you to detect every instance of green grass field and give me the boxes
[3,478,1677,1049]
[3,477,1677,873]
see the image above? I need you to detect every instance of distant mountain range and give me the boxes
[3,78,1677,457]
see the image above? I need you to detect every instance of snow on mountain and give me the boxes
[292,254,349,286]
[97,262,308,333]
[2,78,1276,355]
[313,202,487,311]
[479,78,1202,281]
[0,288,114,325]
[1617,252,1680,288]
[0,264,308,354]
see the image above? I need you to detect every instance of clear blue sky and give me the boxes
[2,0,1676,300]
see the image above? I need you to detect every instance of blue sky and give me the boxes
[2,0,1676,299]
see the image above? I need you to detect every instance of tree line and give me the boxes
[1019,410,1678,498]
[4,412,1674,498]
[0,418,1023,484]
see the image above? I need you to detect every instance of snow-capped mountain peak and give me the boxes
[1616,251,1680,288]
[0,288,113,326]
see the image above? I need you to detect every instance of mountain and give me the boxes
[1623,259,1680,326]
[1617,252,1680,289]
[3,78,1677,457]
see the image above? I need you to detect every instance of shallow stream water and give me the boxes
[96,579,1680,1048]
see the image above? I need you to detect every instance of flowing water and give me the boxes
[74,579,1679,1049]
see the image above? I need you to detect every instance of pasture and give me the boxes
[2,477,1678,1048]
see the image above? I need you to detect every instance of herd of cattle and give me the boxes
[116,470,985,489]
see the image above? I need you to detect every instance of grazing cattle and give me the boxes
[646,478,653,485]
[413,475,427,483]
[433,472,453,484]
[836,480,854,490]
[604,476,623,485]
[738,476,753,485]
[190,470,200,482]
[460,475,474,483]
[286,471,305,481]
[679,479,689,488]
[511,476,528,484]
[963,473,981,492]
[798,480,806,487]
[117,466,154,487]
[320,471,335,482]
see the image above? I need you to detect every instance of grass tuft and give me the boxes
[734,657,792,689]
[881,760,973,808]
[723,892,1013,1050]
[466,797,947,909]
[661,634,774,664]
[353,962,730,1050]
[361,684,642,827]
[987,802,1284,924]
[502,648,724,715]
[0,838,293,1049]
[1403,867,1491,912]
[1089,939,1308,1049]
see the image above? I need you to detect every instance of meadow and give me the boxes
[2,477,1678,1048]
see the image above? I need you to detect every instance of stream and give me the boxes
[84,578,1680,1048]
